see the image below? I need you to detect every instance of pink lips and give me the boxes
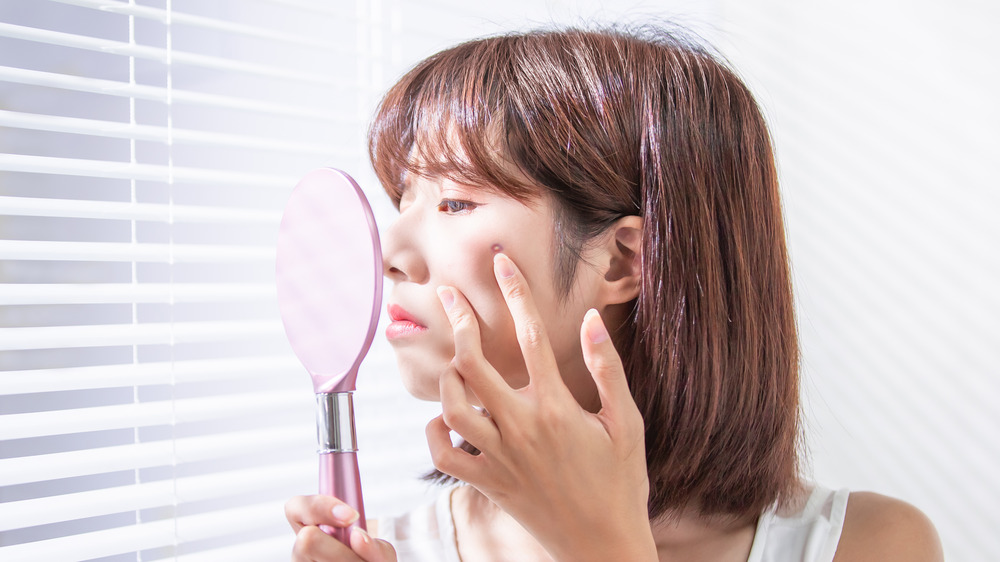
[385,304,427,340]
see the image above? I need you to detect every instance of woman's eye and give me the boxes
[437,199,477,214]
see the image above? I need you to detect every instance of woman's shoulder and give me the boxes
[834,491,943,562]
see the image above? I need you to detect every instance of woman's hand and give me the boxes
[428,252,657,562]
[285,495,396,562]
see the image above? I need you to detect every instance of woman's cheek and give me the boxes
[438,239,531,387]
[436,234,503,297]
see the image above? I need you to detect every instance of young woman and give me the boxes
[285,25,943,561]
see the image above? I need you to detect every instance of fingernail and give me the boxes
[353,526,371,545]
[437,286,455,311]
[494,253,515,279]
[332,503,359,524]
[584,308,609,343]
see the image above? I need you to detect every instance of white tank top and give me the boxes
[377,484,849,562]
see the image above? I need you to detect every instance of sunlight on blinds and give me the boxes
[0,1,380,559]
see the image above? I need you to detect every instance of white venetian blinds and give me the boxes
[0,0,380,559]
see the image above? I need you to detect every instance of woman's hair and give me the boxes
[369,23,801,521]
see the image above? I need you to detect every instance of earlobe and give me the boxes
[601,216,643,304]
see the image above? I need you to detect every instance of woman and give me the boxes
[286,25,943,561]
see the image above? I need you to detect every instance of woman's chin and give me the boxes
[398,371,442,402]
[397,368,483,406]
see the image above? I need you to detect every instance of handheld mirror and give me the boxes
[276,168,383,543]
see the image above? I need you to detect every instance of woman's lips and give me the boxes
[385,303,427,341]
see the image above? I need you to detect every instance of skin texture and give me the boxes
[379,175,609,409]
[284,176,945,561]
[833,492,944,562]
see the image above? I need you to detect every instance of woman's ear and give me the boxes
[599,215,643,305]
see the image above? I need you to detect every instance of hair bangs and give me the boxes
[369,36,537,206]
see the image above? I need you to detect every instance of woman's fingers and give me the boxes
[425,414,484,486]
[285,495,361,533]
[492,253,568,395]
[287,496,397,561]
[439,364,500,453]
[580,309,644,436]
[436,285,512,412]
[349,527,398,562]
[292,526,396,562]
[292,525,359,561]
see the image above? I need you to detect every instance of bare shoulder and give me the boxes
[833,491,943,562]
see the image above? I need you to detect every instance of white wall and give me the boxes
[717,2,999,560]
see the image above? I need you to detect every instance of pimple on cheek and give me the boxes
[439,239,504,291]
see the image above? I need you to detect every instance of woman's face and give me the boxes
[381,174,602,409]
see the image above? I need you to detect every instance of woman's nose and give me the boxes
[381,216,428,284]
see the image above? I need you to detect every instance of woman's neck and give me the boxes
[648,508,758,562]
[452,485,758,562]
[451,485,554,562]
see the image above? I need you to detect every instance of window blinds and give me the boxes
[0,1,418,559]
[1,0,731,558]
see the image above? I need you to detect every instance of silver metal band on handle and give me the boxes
[316,392,357,453]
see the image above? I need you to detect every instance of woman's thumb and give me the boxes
[350,527,397,562]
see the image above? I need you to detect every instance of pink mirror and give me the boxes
[276,168,383,543]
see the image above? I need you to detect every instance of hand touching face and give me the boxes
[426,253,657,561]
[380,175,603,408]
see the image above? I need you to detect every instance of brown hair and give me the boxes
[369,24,801,521]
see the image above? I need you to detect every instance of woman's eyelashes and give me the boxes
[437,199,479,215]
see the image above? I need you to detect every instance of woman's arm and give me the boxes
[833,492,944,562]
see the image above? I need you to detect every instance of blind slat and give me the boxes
[0,500,288,561]
[0,462,308,531]
[0,196,280,223]
[0,109,342,155]
[0,282,275,305]
[0,518,175,562]
[0,22,342,86]
[52,0,352,49]
[0,481,175,533]
[0,427,311,486]
[0,240,274,263]
[168,536,294,562]
[0,152,295,187]
[255,0,343,16]
[0,356,301,394]
[0,389,307,440]
[0,320,283,352]
[0,65,344,120]
[0,1,390,559]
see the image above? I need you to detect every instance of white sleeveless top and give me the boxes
[378,484,849,562]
